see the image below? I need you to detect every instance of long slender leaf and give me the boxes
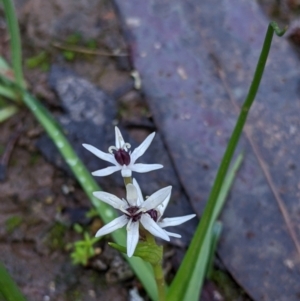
[0,85,17,100]
[0,104,18,122]
[0,263,27,301]
[167,22,286,301]
[0,57,11,72]
[0,57,18,100]
[2,0,24,88]
[180,154,243,301]
[206,221,222,280]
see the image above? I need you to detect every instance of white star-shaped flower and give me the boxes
[93,179,196,257]
[82,126,163,177]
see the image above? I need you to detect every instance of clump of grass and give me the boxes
[5,215,23,233]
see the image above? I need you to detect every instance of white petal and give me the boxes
[82,144,117,165]
[142,186,172,211]
[115,126,126,149]
[126,219,140,257]
[164,230,181,238]
[133,178,144,206]
[93,191,126,210]
[95,215,128,237]
[121,167,132,177]
[130,163,163,173]
[156,191,171,219]
[126,183,138,206]
[130,132,155,163]
[140,214,170,241]
[92,166,121,176]
[158,214,196,228]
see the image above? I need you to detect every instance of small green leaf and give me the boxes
[86,39,97,50]
[25,51,49,69]
[73,223,83,234]
[108,242,127,253]
[109,241,163,265]
[65,32,82,44]
[5,215,22,233]
[63,50,75,61]
[134,242,163,265]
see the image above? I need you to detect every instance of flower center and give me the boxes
[114,149,131,166]
[108,143,131,166]
[125,206,159,223]
[126,206,143,222]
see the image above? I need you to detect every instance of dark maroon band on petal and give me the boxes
[114,149,131,165]
[126,206,142,222]
[146,209,158,222]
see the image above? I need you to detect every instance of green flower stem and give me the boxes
[153,263,166,301]
[2,0,24,89]
[167,22,286,301]
[123,176,133,185]
[145,231,166,301]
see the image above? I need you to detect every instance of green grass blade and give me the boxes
[2,0,24,88]
[0,263,27,301]
[0,85,17,100]
[0,57,11,71]
[205,221,222,280]
[0,57,18,100]
[181,230,210,301]
[166,22,285,301]
[211,153,243,223]
[204,24,275,241]
[177,154,243,301]
[0,104,18,122]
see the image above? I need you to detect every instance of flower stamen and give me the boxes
[108,146,118,153]
[124,142,131,150]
